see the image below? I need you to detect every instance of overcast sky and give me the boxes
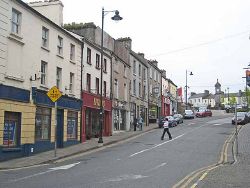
[25,0,250,94]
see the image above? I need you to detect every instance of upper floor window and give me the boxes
[70,44,75,61]
[104,81,107,97]
[56,67,62,90]
[87,48,91,64]
[103,58,107,72]
[96,54,100,69]
[41,61,47,86]
[69,72,74,93]
[124,83,127,101]
[11,9,21,35]
[86,73,91,92]
[139,82,141,97]
[57,36,63,56]
[143,68,146,80]
[150,67,152,78]
[114,79,118,99]
[133,60,136,74]
[96,77,100,95]
[42,27,49,48]
[124,65,127,77]
[133,79,136,95]
[139,64,141,77]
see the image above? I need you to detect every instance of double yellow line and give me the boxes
[173,126,239,188]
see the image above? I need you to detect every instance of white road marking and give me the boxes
[10,162,80,182]
[104,174,148,182]
[145,162,167,172]
[49,162,80,170]
[129,123,209,158]
[213,123,221,126]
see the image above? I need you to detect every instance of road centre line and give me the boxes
[129,123,209,158]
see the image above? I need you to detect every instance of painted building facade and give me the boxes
[0,0,82,161]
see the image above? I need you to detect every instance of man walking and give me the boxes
[161,117,172,140]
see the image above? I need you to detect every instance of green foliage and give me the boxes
[63,22,85,30]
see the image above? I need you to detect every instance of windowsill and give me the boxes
[57,54,64,59]
[41,46,50,52]
[70,60,76,64]
[8,33,24,45]
[5,74,24,82]
[114,70,119,74]
[2,147,22,152]
[40,85,49,90]
[96,66,101,70]
[87,62,92,66]
[103,70,107,74]
[68,93,75,97]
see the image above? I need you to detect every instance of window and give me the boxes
[124,83,127,101]
[96,77,99,95]
[69,72,74,93]
[57,36,63,55]
[143,85,146,99]
[124,65,127,77]
[143,68,146,80]
[67,111,77,140]
[41,61,47,85]
[56,67,62,90]
[35,107,51,141]
[96,54,100,69]
[42,27,49,48]
[87,48,91,64]
[103,58,107,72]
[114,79,118,99]
[150,67,152,78]
[86,73,91,92]
[104,81,107,97]
[139,64,141,77]
[133,60,136,74]
[3,112,21,147]
[139,82,141,97]
[133,79,136,95]
[11,9,21,35]
[70,44,75,61]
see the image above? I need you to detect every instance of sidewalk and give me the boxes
[200,123,250,187]
[0,124,158,170]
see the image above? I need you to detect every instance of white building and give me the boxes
[189,90,215,108]
[0,0,82,161]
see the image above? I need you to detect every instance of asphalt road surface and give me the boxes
[0,115,234,188]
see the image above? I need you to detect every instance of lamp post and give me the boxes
[227,87,229,105]
[185,70,193,110]
[98,8,122,144]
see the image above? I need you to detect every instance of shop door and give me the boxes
[57,109,64,148]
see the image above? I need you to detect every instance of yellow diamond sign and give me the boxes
[47,86,62,102]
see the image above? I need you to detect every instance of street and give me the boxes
[0,115,234,188]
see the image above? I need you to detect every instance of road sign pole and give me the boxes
[235,105,238,156]
[54,101,57,158]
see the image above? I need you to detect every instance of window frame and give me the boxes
[67,111,78,140]
[56,67,62,90]
[86,73,91,92]
[96,54,100,69]
[41,61,47,86]
[35,107,51,141]
[11,8,21,35]
[69,72,74,93]
[87,48,92,65]
[42,26,49,48]
[57,36,63,56]
[70,43,75,61]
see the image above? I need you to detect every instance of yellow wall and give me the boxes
[0,99,36,145]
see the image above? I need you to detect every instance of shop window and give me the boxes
[35,107,51,141]
[3,112,21,148]
[67,111,78,140]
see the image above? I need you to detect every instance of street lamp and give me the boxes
[185,70,193,110]
[98,8,122,144]
[227,87,229,105]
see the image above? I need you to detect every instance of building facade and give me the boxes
[0,0,82,161]
[148,60,162,122]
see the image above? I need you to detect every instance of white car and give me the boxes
[184,110,195,119]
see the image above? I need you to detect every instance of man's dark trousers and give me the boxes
[161,128,172,140]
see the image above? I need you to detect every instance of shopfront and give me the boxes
[82,91,112,142]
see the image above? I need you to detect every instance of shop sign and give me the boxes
[246,70,250,87]
[93,98,105,107]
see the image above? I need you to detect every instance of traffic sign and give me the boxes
[47,86,62,102]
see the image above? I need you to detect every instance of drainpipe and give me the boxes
[80,39,84,143]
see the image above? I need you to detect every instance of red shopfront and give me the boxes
[161,95,170,116]
[81,92,112,142]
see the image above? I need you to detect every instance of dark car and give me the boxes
[166,116,178,127]
[158,116,177,128]
[196,109,212,117]
[173,114,184,124]
[232,112,248,125]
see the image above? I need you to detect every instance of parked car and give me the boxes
[173,114,184,124]
[196,109,212,117]
[158,116,177,128]
[183,110,195,119]
[232,112,248,125]
[166,116,178,127]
